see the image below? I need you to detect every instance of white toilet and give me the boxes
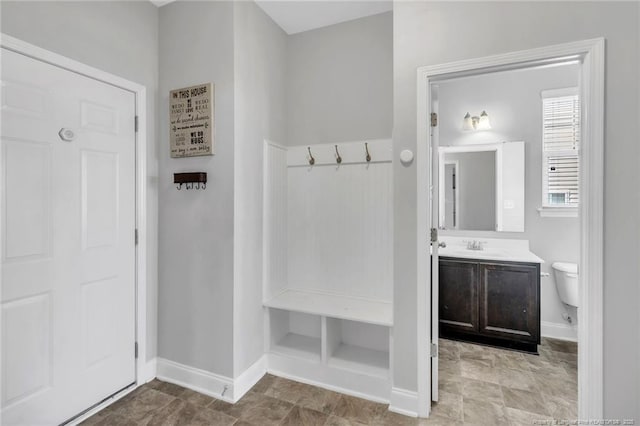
[552,262,579,308]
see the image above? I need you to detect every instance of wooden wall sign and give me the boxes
[170,83,214,158]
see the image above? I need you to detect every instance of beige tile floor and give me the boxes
[82,338,576,425]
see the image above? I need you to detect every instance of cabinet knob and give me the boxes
[523,309,527,313]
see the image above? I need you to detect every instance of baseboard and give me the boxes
[156,358,234,403]
[388,387,419,418]
[233,356,266,402]
[541,321,578,342]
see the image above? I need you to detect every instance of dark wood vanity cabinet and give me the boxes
[439,257,540,353]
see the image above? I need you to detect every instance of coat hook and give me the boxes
[365,142,371,162]
[202,182,206,190]
[177,183,182,190]
[335,145,342,164]
[196,182,200,190]
[307,147,315,165]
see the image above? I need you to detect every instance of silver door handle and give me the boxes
[438,242,446,248]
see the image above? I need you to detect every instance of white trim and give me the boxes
[537,206,579,218]
[233,356,267,402]
[417,38,604,420]
[141,358,158,384]
[156,358,234,403]
[541,321,578,342]
[0,33,152,389]
[389,387,419,418]
[541,87,579,99]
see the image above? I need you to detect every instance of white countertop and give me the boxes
[435,236,544,264]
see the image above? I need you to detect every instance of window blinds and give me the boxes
[543,94,580,206]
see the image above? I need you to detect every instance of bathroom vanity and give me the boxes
[438,238,543,353]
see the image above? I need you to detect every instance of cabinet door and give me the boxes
[479,263,539,343]
[439,259,478,333]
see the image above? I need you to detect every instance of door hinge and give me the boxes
[430,112,438,127]
[135,342,139,359]
[430,228,438,243]
[135,229,139,245]
[135,116,139,133]
[430,342,438,358]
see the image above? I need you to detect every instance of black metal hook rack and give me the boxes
[174,172,207,190]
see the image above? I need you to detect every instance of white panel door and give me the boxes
[1,48,136,425]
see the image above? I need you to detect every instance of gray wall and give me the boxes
[233,0,287,377]
[0,0,160,363]
[286,12,393,146]
[393,1,640,417]
[158,1,236,377]
[445,151,495,231]
[438,64,580,329]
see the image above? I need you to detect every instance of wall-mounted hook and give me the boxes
[365,142,371,162]
[335,145,342,164]
[174,172,207,190]
[307,147,315,165]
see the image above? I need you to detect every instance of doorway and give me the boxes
[416,39,605,420]
[0,37,147,425]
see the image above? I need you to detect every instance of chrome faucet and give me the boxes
[466,240,486,251]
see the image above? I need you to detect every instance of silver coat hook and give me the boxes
[365,142,371,162]
[308,147,315,165]
[335,145,342,164]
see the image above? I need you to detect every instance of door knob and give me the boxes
[439,242,447,248]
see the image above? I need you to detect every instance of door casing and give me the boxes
[0,33,152,423]
[416,38,605,419]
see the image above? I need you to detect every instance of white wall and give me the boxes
[233,0,288,378]
[393,1,640,418]
[437,64,580,333]
[286,12,393,146]
[158,1,236,377]
[0,0,160,364]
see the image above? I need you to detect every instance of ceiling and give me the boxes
[254,1,392,35]
[150,1,392,35]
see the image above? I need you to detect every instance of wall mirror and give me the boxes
[438,141,525,232]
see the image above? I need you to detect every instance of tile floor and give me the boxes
[82,338,577,426]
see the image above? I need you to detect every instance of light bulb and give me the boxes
[462,113,474,131]
[477,110,491,130]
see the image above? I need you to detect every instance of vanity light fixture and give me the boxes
[462,110,491,131]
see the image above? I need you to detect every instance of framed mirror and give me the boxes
[438,141,525,232]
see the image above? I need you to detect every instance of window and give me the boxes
[540,88,580,216]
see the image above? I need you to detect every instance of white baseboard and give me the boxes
[233,356,266,402]
[388,387,419,418]
[156,358,234,403]
[541,321,578,342]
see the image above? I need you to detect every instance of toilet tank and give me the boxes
[552,262,579,308]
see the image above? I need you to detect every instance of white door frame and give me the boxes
[416,38,604,419]
[0,34,151,391]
